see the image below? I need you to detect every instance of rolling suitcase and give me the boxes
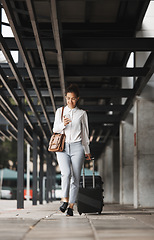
[77,158,104,215]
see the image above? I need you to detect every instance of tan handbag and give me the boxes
[48,107,65,152]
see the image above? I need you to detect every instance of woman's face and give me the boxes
[66,92,79,109]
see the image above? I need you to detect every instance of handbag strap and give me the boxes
[61,106,64,121]
[61,106,65,134]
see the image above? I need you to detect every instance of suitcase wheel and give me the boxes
[98,211,101,215]
[79,212,82,215]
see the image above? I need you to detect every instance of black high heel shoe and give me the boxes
[59,202,68,213]
[66,207,74,216]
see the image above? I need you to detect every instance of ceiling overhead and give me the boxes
[0,0,154,158]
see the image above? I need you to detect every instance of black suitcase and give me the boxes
[77,158,104,215]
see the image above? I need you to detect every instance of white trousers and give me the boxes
[56,141,85,203]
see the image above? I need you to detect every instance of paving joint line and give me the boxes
[21,211,57,240]
[132,215,154,230]
[86,214,99,240]
[115,213,154,231]
[21,218,41,240]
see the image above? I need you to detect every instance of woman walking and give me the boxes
[53,84,91,216]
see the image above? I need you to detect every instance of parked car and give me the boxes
[0,186,13,199]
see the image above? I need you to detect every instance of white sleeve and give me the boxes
[81,111,90,154]
[53,108,65,133]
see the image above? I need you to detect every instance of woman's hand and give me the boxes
[85,153,91,161]
[63,116,71,126]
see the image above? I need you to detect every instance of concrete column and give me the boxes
[97,152,104,180]
[113,137,120,203]
[134,2,154,208]
[134,97,154,208]
[103,140,114,203]
[98,138,119,203]
[120,113,134,205]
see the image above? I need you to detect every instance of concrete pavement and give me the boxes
[0,200,154,240]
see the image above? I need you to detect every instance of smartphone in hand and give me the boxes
[64,114,71,120]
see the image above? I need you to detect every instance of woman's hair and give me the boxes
[65,84,80,98]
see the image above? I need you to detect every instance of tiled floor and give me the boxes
[0,200,154,240]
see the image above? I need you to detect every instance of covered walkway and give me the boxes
[0,200,154,240]
[0,0,154,232]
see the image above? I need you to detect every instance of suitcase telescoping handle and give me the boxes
[83,157,95,188]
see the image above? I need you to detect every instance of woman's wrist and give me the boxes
[85,153,91,160]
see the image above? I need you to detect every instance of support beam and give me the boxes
[2,88,134,98]
[17,106,24,209]
[26,143,31,201]
[7,128,17,141]
[0,33,47,138]
[3,66,58,78]
[63,37,154,51]
[0,67,34,140]
[22,104,127,113]
[0,99,33,143]
[4,37,55,51]
[0,130,11,141]
[39,137,43,204]
[136,0,150,30]
[4,37,154,51]
[46,154,50,203]
[3,66,148,78]
[50,0,66,102]
[0,124,16,137]
[26,0,56,113]
[0,105,17,135]
[28,114,121,124]
[1,0,52,136]
[0,93,17,121]
[32,132,38,205]
[65,66,149,77]
[61,22,142,34]
[120,52,154,120]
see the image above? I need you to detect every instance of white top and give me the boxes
[53,105,90,154]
